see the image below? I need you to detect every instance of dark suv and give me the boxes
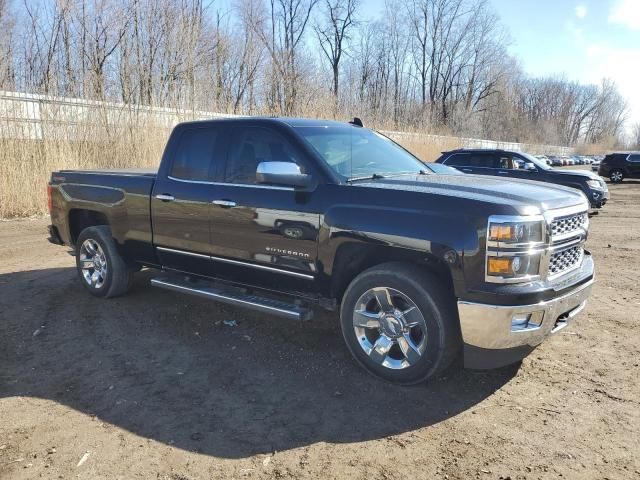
[435,149,609,208]
[598,152,640,183]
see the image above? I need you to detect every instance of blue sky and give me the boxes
[361,0,640,129]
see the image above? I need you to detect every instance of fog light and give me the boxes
[511,313,531,331]
[511,311,544,332]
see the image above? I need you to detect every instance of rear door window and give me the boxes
[170,127,221,181]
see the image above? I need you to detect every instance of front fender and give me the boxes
[317,203,483,296]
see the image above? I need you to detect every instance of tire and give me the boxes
[609,169,624,183]
[339,262,461,385]
[75,225,134,298]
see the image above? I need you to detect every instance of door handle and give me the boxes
[155,194,175,202]
[212,199,237,208]
[497,171,509,175]
[461,168,472,173]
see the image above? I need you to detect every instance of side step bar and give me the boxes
[150,275,313,321]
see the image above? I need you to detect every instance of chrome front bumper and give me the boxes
[458,278,594,369]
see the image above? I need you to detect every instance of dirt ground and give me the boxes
[1,178,639,480]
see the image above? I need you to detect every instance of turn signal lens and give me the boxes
[489,225,514,241]
[487,257,513,275]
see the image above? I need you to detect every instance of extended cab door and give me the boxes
[151,124,227,276]
[207,124,321,287]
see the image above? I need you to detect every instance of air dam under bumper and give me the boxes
[458,278,594,369]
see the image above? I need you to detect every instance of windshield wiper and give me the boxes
[346,170,428,182]
[346,173,386,182]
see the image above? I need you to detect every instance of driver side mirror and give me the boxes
[256,161,312,188]
[523,163,536,171]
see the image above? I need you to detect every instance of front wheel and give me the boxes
[76,226,133,298]
[340,263,461,384]
[609,169,624,183]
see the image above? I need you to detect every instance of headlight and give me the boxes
[488,219,544,245]
[486,215,546,284]
[586,179,604,190]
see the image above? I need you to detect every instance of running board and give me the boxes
[150,275,313,321]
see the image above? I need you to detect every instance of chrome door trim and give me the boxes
[157,246,210,259]
[156,246,315,280]
[210,255,315,280]
[167,175,295,191]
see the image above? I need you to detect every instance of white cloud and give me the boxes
[575,4,587,19]
[609,0,640,30]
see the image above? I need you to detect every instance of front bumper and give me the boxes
[458,277,594,369]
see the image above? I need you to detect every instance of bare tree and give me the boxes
[247,0,318,114]
[314,0,358,103]
[0,0,15,89]
[632,122,640,149]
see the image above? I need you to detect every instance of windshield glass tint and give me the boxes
[521,152,552,170]
[296,126,426,179]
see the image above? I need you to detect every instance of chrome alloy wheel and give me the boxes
[352,287,428,370]
[611,170,623,182]
[79,239,108,289]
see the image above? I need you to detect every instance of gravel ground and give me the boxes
[0,177,639,480]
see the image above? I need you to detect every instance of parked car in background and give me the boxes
[436,149,609,208]
[548,155,563,167]
[591,158,601,172]
[599,152,640,183]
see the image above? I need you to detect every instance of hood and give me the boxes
[550,168,601,180]
[353,173,588,214]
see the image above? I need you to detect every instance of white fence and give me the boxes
[0,90,574,155]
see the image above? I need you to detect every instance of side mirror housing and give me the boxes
[256,161,312,188]
[523,163,536,171]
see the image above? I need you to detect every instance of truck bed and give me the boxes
[49,168,158,265]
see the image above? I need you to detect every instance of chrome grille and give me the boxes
[549,245,583,276]
[550,213,588,238]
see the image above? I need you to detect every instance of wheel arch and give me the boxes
[68,209,110,246]
[329,242,457,303]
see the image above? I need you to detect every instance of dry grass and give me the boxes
[0,123,169,218]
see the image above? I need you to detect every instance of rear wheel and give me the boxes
[610,169,624,183]
[340,263,460,384]
[76,226,134,298]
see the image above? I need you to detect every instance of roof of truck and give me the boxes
[178,116,357,128]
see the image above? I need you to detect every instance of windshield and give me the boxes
[521,152,552,170]
[296,125,427,180]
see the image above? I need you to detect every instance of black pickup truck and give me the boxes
[435,149,609,208]
[47,118,595,384]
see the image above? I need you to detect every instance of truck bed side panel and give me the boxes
[49,170,156,265]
